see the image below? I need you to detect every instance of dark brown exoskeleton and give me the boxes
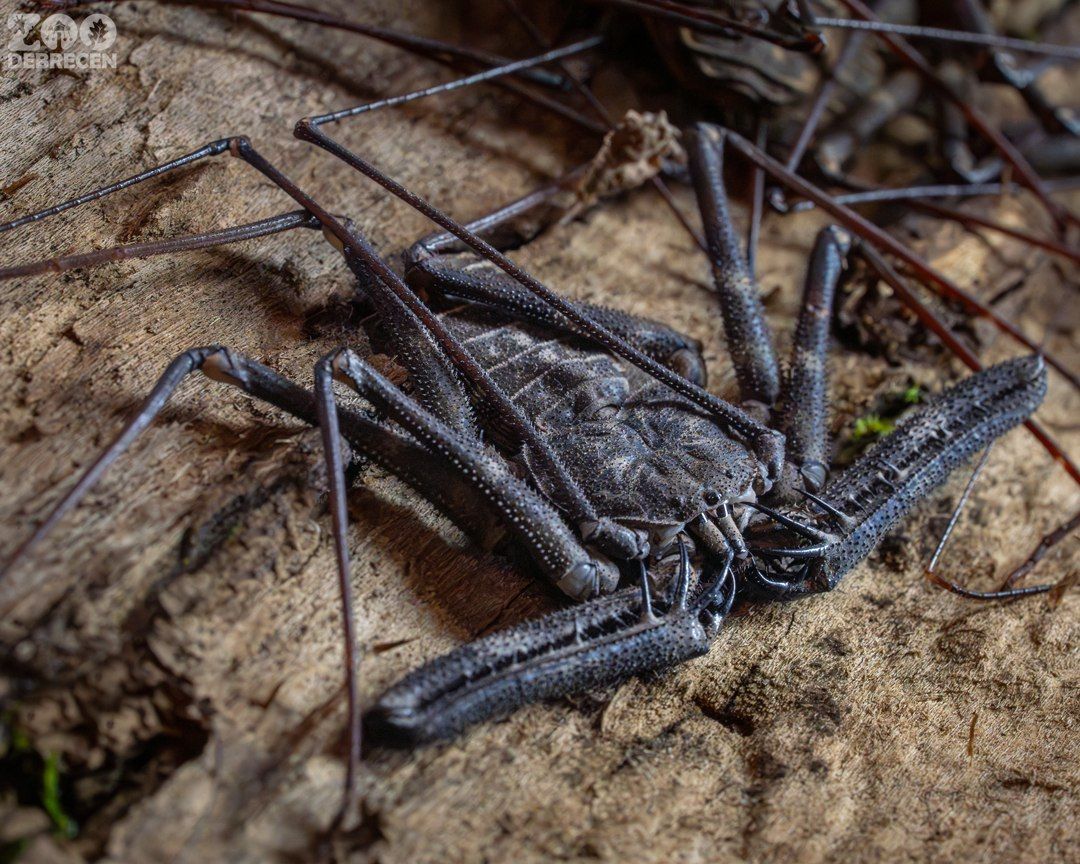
[0,0,1070,828]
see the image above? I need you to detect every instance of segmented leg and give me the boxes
[0,140,326,281]
[366,540,735,745]
[686,124,780,408]
[1,348,311,605]
[757,356,1049,597]
[51,0,613,134]
[994,510,1079,593]
[721,126,1080,396]
[406,168,588,265]
[774,225,851,492]
[404,254,707,386]
[319,348,615,599]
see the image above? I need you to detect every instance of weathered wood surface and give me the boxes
[0,2,1077,862]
